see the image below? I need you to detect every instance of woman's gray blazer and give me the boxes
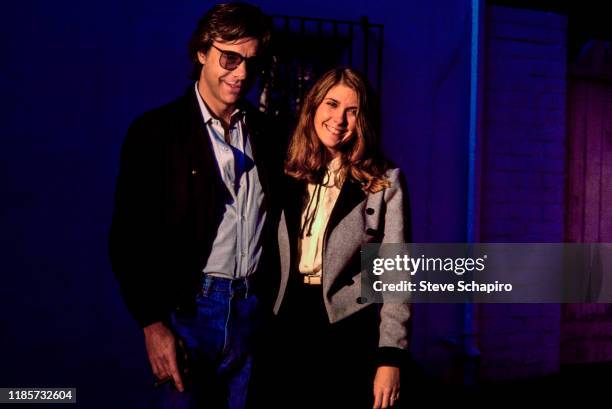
[274,167,412,351]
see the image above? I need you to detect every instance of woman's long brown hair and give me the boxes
[285,67,390,193]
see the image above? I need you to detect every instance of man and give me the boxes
[109,3,280,408]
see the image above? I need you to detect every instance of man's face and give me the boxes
[197,37,259,114]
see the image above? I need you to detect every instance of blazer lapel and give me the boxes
[284,176,366,246]
[244,108,270,199]
[326,177,366,237]
[188,88,215,169]
[284,177,306,242]
[187,87,228,198]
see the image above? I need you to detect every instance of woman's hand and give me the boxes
[373,365,400,408]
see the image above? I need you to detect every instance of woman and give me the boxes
[273,67,411,409]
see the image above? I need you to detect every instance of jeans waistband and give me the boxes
[201,274,256,298]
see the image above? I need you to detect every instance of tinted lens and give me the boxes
[220,51,243,70]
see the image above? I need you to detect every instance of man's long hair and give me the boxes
[285,67,390,193]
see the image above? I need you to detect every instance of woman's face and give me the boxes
[313,83,359,158]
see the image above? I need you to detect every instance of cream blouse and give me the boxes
[298,158,345,284]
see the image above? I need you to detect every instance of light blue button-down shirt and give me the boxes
[195,83,266,279]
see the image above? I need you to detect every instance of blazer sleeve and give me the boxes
[377,168,412,363]
[108,116,171,328]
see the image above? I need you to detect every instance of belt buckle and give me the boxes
[303,275,321,285]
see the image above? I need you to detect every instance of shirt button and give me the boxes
[366,208,375,215]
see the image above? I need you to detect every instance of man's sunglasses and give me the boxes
[210,44,264,72]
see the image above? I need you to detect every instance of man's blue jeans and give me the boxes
[159,275,263,409]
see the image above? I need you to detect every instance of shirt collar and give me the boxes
[194,82,245,125]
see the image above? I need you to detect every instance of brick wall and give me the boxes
[478,6,567,380]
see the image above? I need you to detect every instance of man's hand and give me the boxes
[143,322,184,392]
[373,365,400,408]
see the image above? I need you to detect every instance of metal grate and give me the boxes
[258,14,384,132]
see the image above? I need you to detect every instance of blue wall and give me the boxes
[0,1,473,404]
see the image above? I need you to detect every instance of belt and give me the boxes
[201,274,257,298]
[174,274,257,318]
[302,275,322,286]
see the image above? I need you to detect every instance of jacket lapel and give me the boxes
[284,176,366,246]
[244,107,270,199]
[283,177,306,242]
[188,87,221,180]
[326,177,366,238]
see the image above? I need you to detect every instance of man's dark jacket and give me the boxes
[109,88,283,328]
